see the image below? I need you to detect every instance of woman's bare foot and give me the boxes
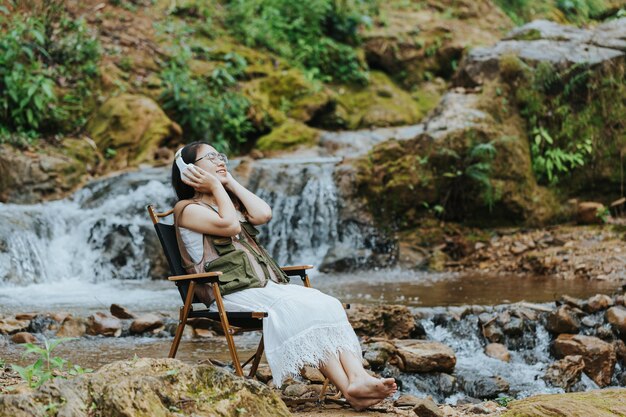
[346,375,397,400]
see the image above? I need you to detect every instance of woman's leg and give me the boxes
[338,350,397,399]
[319,353,389,410]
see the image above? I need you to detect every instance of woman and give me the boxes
[171,142,396,410]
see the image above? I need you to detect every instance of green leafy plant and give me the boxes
[11,337,92,389]
[596,206,610,223]
[495,395,514,407]
[0,4,100,140]
[530,126,592,184]
[438,141,498,218]
[225,0,375,84]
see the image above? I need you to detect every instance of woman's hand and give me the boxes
[181,165,223,193]
[220,171,235,188]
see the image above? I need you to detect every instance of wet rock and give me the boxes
[503,317,525,337]
[413,397,443,417]
[300,366,325,383]
[192,328,215,338]
[560,295,585,310]
[86,312,122,337]
[485,343,510,362]
[110,304,136,319]
[606,306,626,339]
[0,358,290,417]
[363,339,397,371]
[581,316,599,328]
[410,372,457,400]
[459,374,510,399]
[348,304,416,339]
[27,315,57,333]
[392,339,456,373]
[552,334,616,387]
[584,294,614,313]
[11,332,36,344]
[596,325,615,342]
[543,355,585,391]
[56,316,87,338]
[129,314,164,335]
[482,322,504,343]
[577,202,606,225]
[0,319,29,335]
[504,387,626,416]
[546,305,581,334]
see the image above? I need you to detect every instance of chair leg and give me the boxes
[248,335,265,378]
[169,281,196,358]
[213,283,244,376]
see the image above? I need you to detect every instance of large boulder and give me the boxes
[86,94,182,170]
[546,305,581,334]
[0,138,100,204]
[454,18,626,196]
[391,339,456,373]
[356,89,559,227]
[457,19,626,86]
[0,358,290,417]
[502,388,626,417]
[347,304,417,339]
[552,334,616,387]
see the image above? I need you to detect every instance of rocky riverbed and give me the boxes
[3,288,626,414]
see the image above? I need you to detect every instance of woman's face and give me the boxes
[193,144,228,180]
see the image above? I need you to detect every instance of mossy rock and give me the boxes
[86,94,182,170]
[243,68,333,127]
[356,89,561,228]
[503,388,626,417]
[0,358,290,417]
[316,71,423,130]
[256,119,320,152]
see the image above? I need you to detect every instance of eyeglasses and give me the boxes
[194,151,229,165]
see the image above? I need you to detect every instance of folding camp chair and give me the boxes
[147,205,338,393]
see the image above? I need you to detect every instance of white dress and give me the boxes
[180,218,362,386]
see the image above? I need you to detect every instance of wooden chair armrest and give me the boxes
[168,271,222,282]
[281,265,314,277]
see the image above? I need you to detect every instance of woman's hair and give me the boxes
[171,141,204,201]
[171,142,249,217]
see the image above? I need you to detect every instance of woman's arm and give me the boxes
[179,167,241,236]
[224,174,273,225]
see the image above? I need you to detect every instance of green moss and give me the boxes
[256,119,320,151]
[318,71,423,129]
[503,388,626,417]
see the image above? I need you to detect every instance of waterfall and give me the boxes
[0,167,175,287]
[0,156,388,291]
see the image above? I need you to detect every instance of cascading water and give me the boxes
[0,155,392,311]
[393,305,606,404]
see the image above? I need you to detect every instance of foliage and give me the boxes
[11,337,92,389]
[438,141,498,219]
[0,2,100,142]
[159,42,254,152]
[495,395,515,407]
[514,61,625,187]
[493,0,611,24]
[225,0,377,84]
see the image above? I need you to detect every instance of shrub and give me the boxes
[225,0,376,84]
[0,4,100,141]
[159,47,254,152]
